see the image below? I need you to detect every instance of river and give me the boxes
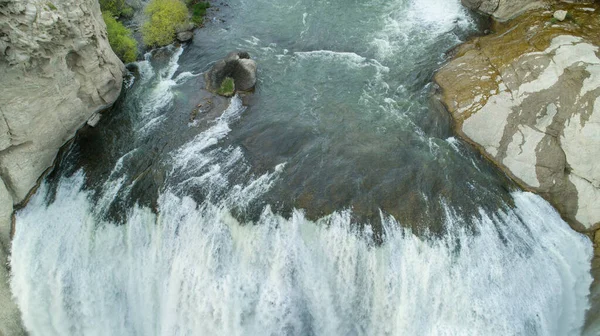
[9,0,593,335]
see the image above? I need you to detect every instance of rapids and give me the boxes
[9,0,593,335]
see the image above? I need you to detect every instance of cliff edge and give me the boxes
[0,0,124,334]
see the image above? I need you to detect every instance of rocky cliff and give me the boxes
[0,0,124,334]
[435,2,600,334]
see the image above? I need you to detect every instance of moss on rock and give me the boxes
[217,77,235,97]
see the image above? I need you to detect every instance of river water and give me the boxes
[9,0,594,335]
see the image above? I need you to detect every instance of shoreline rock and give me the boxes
[436,2,600,231]
[435,2,600,334]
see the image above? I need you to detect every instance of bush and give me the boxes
[103,12,138,63]
[142,0,190,47]
[99,0,134,18]
[190,2,210,26]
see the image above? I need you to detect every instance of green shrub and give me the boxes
[190,2,210,26]
[142,0,190,47]
[99,0,134,18]
[103,12,138,63]
[217,77,235,96]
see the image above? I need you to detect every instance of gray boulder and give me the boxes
[205,51,257,95]
[176,31,194,42]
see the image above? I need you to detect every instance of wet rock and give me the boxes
[435,3,600,232]
[87,113,102,127]
[176,30,194,42]
[205,51,257,95]
[553,9,568,21]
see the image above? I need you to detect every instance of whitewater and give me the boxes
[9,0,593,335]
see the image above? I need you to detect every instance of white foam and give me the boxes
[10,176,592,335]
[372,0,473,59]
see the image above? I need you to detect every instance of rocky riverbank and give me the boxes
[0,0,124,333]
[435,1,600,334]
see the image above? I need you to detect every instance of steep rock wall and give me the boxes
[0,0,124,334]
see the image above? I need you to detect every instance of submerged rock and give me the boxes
[205,51,257,96]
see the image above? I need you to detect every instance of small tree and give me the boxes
[99,0,133,18]
[103,12,137,63]
[142,0,189,47]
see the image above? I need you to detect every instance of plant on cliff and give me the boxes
[188,1,210,26]
[142,0,190,47]
[99,0,134,18]
[103,12,138,63]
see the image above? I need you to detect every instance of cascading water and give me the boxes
[9,0,593,335]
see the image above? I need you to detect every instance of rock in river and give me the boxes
[205,51,257,95]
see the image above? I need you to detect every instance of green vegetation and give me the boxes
[189,1,210,26]
[99,0,134,18]
[46,2,57,11]
[102,12,137,63]
[217,77,235,96]
[142,0,190,47]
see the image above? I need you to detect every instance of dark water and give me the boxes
[9,0,593,335]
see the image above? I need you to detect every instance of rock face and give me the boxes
[436,5,600,333]
[436,4,600,232]
[205,51,257,94]
[0,0,124,333]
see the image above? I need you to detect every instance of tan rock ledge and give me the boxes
[436,2,600,334]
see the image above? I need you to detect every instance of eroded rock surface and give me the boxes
[0,0,124,333]
[436,4,600,232]
[436,5,600,333]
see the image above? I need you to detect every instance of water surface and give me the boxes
[10,0,593,335]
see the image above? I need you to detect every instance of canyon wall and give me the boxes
[0,0,124,333]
